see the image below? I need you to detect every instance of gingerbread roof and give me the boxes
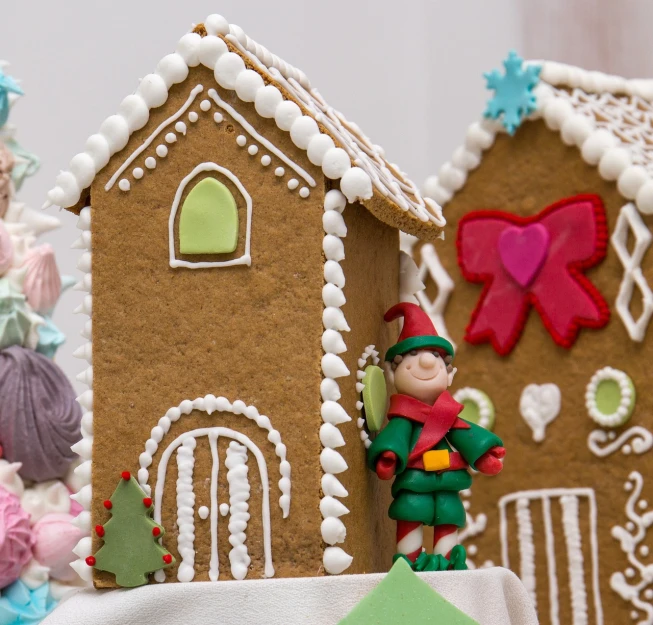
[45,14,443,239]
[424,61,653,216]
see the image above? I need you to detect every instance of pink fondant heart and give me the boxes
[498,223,550,288]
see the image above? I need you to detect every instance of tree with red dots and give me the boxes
[88,472,175,587]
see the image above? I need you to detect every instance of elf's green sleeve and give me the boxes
[448,419,503,470]
[367,417,412,475]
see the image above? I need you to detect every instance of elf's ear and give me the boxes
[383,361,395,387]
[447,367,457,386]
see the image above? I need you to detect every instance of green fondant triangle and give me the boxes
[179,177,238,254]
[338,558,480,625]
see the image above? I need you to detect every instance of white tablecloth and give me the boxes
[42,566,538,625]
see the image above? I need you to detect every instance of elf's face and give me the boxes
[393,349,455,404]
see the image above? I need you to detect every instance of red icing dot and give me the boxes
[86,556,96,566]
[143,497,153,508]
[162,554,172,564]
[95,525,105,537]
[103,500,112,510]
[152,527,161,537]
[121,471,131,480]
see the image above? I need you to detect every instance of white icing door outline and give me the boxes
[499,488,604,625]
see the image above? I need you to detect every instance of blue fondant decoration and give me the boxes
[0,70,23,129]
[484,51,541,135]
[36,316,66,359]
[4,138,40,191]
[0,580,58,625]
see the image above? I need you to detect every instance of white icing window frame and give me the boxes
[168,162,253,269]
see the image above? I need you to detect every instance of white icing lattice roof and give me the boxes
[424,61,653,216]
[46,14,443,234]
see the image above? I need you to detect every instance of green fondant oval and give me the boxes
[459,391,495,430]
[595,379,621,415]
[179,177,238,254]
[362,365,387,432]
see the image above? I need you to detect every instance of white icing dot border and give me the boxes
[354,345,380,449]
[585,366,634,428]
[45,15,441,233]
[453,387,493,430]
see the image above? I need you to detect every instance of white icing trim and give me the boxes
[155,427,275,581]
[587,426,653,457]
[176,437,196,582]
[106,85,204,191]
[320,188,352,575]
[168,162,253,269]
[226,441,251,580]
[515,498,537,610]
[208,89,315,187]
[46,16,441,233]
[611,472,653,623]
[611,203,653,341]
[458,489,492,570]
[499,488,603,625]
[209,432,220,581]
[585,367,634,428]
[453,388,493,430]
[518,383,561,443]
[354,345,380,449]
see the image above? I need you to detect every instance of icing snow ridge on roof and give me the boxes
[424,60,653,215]
[45,14,443,230]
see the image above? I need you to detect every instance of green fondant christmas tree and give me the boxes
[88,472,175,587]
[338,558,480,625]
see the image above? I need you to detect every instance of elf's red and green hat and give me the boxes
[384,302,454,362]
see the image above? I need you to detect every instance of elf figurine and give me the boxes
[368,302,505,571]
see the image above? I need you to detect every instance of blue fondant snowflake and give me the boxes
[484,51,541,135]
[0,580,57,625]
[0,69,23,129]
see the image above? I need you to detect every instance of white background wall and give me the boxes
[1,0,651,389]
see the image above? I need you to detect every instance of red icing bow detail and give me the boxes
[456,195,610,356]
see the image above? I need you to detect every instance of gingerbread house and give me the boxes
[45,14,445,587]
[413,55,653,625]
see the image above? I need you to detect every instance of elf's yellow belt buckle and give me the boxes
[423,450,450,472]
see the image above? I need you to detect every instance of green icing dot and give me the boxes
[595,379,622,415]
[362,365,387,432]
[179,177,238,254]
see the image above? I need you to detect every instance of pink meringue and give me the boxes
[0,220,13,276]
[32,513,85,582]
[0,484,34,589]
[21,244,62,314]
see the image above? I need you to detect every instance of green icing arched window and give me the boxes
[179,178,238,254]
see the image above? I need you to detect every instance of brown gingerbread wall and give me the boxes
[416,119,653,624]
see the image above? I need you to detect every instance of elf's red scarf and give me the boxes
[387,391,470,463]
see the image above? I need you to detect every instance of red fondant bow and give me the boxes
[456,195,610,356]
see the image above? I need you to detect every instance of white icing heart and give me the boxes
[519,383,561,442]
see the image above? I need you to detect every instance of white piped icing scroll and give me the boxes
[68,206,94,582]
[320,189,352,575]
[45,15,441,233]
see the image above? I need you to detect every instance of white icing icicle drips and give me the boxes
[226,442,251,580]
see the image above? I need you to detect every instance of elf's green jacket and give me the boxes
[368,392,502,527]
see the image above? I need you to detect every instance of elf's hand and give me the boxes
[376,451,397,480]
[476,446,505,476]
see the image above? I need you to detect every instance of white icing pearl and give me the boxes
[156,53,189,88]
[198,505,210,520]
[214,52,246,89]
[322,148,351,179]
[636,179,653,215]
[323,234,345,261]
[581,129,617,165]
[324,260,345,287]
[324,189,346,213]
[560,114,593,147]
[133,167,144,179]
[255,85,283,118]
[261,155,271,166]
[118,179,130,192]
[235,69,264,103]
[323,547,353,574]
[156,145,168,158]
[464,121,494,152]
[165,133,177,143]
[176,33,201,67]
[322,329,346,354]
[214,112,223,123]
[321,401,351,425]
[340,167,372,202]
[188,111,198,123]
[543,98,573,131]
[618,165,648,200]
[204,14,230,36]
[307,134,335,166]
[290,116,320,150]
[200,99,211,112]
[321,474,348,498]
[287,178,299,190]
[118,94,149,132]
[275,100,302,131]
[323,211,347,237]
[219,503,230,516]
[322,307,350,332]
[438,162,466,192]
[85,134,111,170]
[451,145,480,171]
[99,115,130,152]
[320,496,349,519]
[322,283,346,307]
[236,135,247,147]
[275,167,285,177]
[320,378,341,402]
[321,353,349,379]
[145,157,157,169]
[199,35,228,68]
[299,187,310,198]
[598,147,631,181]
[320,448,348,474]
[54,171,80,205]
[136,74,168,108]
[69,153,96,189]
[248,145,259,156]
[321,517,346,545]
[175,121,187,134]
